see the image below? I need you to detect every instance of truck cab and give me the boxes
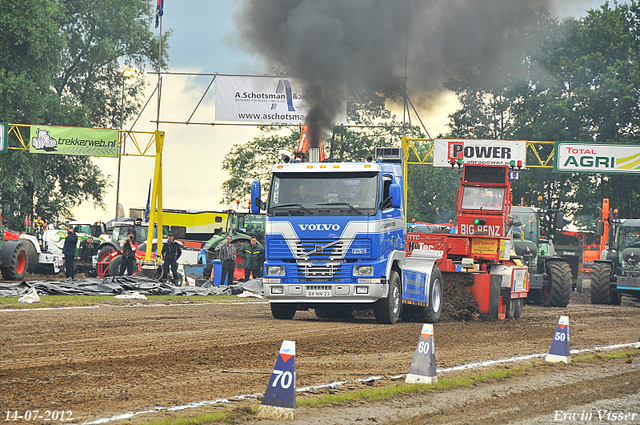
[253,148,408,323]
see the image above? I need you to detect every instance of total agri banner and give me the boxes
[554,141,640,174]
[29,125,118,157]
[214,75,346,125]
[432,139,527,167]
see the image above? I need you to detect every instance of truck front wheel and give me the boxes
[590,263,612,305]
[374,270,401,324]
[271,303,297,320]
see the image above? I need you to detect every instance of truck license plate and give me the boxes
[306,290,332,297]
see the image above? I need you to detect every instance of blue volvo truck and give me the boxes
[250,147,443,324]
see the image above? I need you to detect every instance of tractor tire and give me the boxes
[107,255,124,277]
[1,242,28,281]
[96,246,114,264]
[24,242,38,274]
[546,261,572,307]
[374,270,402,324]
[271,303,297,320]
[575,272,591,296]
[590,263,612,305]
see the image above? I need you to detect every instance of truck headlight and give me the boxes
[354,265,374,276]
[267,265,285,276]
[270,286,284,294]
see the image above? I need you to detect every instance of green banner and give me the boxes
[29,125,118,157]
[0,122,8,154]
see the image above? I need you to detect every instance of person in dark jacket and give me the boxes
[239,237,264,281]
[78,236,97,276]
[119,233,137,276]
[161,233,182,284]
[62,226,78,280]
[219,235,236,286]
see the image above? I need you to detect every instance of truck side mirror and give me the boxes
[389,183,402,209]
[251,181,262,214]
[596,220,604,237]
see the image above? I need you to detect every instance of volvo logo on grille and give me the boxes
[298,224,341,231]
[315,245,323,253]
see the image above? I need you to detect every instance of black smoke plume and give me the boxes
[235,0,587,143]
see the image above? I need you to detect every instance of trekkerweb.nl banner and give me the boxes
[215,75,346,125]
[29,126,118,157]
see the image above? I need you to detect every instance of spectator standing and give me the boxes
[78,236,96,276]
[239,237,264,281]
[161,233,182,284]
[219,235,236,286]
[62,226,78,280]
[119,233,137,276]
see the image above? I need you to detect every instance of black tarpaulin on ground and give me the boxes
[0,276,264,298]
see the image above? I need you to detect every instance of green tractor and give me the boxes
[510,206,573,307]
[590,218,640,304]
[200,211,265,280]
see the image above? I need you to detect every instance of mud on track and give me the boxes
[1,293,639,424]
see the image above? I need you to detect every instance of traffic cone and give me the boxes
[405,324,437,384]
[256,340,296,420]
[545,315,571,364]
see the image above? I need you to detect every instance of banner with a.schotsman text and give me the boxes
[215,75,346,125]
[554,141,640,174]
[29,126,118,157]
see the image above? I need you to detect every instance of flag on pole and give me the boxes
[155,0,164,28]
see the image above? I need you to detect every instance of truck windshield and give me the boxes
[460,186,505,211]
[510,210,539,242]
[227,213,265,239]
[618,226,640,249]
[269,172,379,216]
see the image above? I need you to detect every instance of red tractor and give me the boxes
[406,164,529,320]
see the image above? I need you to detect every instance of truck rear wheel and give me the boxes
[400,267,442,323]
[546,261,572,307]
[1,242,28,281]
[374,270,401,324]
[590,263,612,305]
[271,303,297,320]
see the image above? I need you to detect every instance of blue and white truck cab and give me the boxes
[250,147,443,324]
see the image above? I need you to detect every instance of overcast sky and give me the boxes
[71,0,622,223]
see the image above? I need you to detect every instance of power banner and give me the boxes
[214,75,346,125]
[432,139,527,167]
[554,141,640,174]
[29,126,118,157]
[0,122,7,153]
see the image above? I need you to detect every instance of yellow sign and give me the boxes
[471,238,498,255]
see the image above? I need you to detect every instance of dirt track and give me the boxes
[1,292,640,424]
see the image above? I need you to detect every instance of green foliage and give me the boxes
[446,1,640,226]
[0,0,168,229]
